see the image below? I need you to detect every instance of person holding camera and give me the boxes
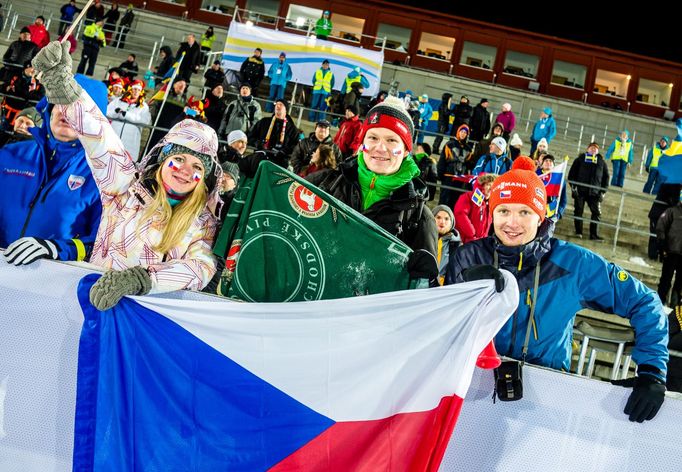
[446,157,669,422]
[568,142,610,240]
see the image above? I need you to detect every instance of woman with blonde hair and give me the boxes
[32,41,222,310]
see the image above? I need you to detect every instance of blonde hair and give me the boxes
[138,166,208,254]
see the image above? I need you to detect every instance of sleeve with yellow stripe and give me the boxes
[55,238,93,262]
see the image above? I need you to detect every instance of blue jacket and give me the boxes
[446,221,669,380]
[341,69,370,94]
[60,4,79,21]
[0,75,107,261]
[418,102,433,123]
[267,60,293,87]
[531,116,556,143]
[472,152,512,175]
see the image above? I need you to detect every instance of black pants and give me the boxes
[573,194,601,236]
[77,43,99,76]
[658,253,682,306]
[114,26,130,48]
[58,20,71,36]
[432,122,450,154]
[648,219,659,260]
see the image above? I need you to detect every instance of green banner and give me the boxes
[213,161,413,302]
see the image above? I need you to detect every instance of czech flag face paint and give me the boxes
[168,159,180,172]
[192,172,202,183]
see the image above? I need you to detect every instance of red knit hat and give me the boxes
[361,96,414,152]
[488,156,546,221]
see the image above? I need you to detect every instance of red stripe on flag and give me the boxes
[269,395,464,472]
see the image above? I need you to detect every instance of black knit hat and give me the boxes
[362,96,415,152]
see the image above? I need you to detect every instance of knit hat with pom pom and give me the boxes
[361,95,415,152]
[488,156,547,221]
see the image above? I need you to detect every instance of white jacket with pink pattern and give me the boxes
[61,91,218,294]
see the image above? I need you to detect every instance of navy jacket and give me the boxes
[446,221,669,379]
[0,76,107,260]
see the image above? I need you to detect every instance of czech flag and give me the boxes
[73,273,518,471]
[538,160,567,198]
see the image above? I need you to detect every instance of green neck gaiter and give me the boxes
[357,151,420,211]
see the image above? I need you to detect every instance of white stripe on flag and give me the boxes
[133,273,518,422]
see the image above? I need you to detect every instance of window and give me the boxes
[550,60,586,89]
[285,4,322,31]
[375,23,411,52]
[201,0,235,14]
[594,70,629,98]
[244,0,280,23]
[503,50,539,78]
[459,42,496,70]
[331,14,365,43]
[416,32,455,61]
[637,78,672,107]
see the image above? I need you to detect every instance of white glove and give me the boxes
[4,237,59,266]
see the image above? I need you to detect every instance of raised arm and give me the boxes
[33,41,136,196]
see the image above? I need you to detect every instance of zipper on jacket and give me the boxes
[20,183,45,238]
[20,149,56,237]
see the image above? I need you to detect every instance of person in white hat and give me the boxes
[472,136,512,175]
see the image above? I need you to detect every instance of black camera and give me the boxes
[494,360,523,401]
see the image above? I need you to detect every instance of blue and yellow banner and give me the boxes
[222,22,384,96]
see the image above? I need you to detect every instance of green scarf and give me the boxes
[357,151,420,211]
[413,152,428,163]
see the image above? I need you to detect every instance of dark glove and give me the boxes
[462,264,505,292]
[4,237,60,265]
[406,249,438,281]
[570,186,579,199]
[237,151,268,178]
[89,266,152,311]
[612,369,666,423]
[32,41,83,104]
[598,192,605,202]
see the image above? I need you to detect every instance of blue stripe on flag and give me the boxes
[73,274,334,471]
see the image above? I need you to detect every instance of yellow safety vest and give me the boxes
[612,140,632,162]
[345,74,360,93]
[313,69,333,93]
[650,147,663,168]
[83,23,105,46]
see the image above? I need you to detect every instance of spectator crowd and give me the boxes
[0,4,680,424]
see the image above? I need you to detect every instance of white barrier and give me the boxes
[0,259,679,471]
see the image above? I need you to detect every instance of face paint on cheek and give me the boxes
[168,159,180,171]
[391,147,404,157]
[192,172,202,182]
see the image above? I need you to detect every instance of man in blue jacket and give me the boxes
[266,52,292,112]
[472,136,511,175]
[447,156,668,423]
[529,107,556,155]
[1,74,107,265]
